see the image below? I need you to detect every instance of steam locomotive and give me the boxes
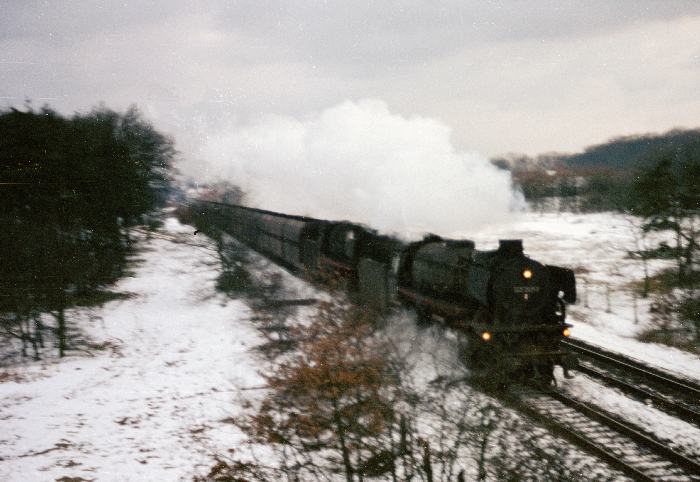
[185,200,577,382]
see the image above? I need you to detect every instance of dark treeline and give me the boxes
[494,127,700,173]
[493,127,700,219]
[0,104,174,360]
[493,127,700,212]
[562,128,700,171]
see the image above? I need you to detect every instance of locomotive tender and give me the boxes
[186,199,577,381]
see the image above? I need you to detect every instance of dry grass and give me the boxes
[637,328,699,354]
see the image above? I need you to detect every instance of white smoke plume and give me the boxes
[192,99,523,238]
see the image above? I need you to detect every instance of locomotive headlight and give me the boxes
[481,331,492,342]
[562,327,571,337]
[522,269,533,279]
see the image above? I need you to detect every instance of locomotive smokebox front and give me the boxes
[489,251,552,325]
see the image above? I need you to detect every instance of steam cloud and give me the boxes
[193,99,523,237]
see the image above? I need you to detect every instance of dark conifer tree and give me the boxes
[0,104,174,358]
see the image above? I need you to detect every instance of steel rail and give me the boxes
[548,389,700,477]
[575,362,700,427]
[508,393,654,482]
[563,338,700,396]
[507,387,700,481]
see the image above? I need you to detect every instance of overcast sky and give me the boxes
[2,1,700,159]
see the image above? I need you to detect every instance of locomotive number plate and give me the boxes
[514,286,540,293]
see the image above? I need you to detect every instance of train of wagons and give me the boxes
[184,199,578,383]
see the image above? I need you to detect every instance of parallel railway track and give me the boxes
[508,387,700,481]
[563,338,700,427]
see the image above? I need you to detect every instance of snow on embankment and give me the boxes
[560,372,700,458]
[0,218,260,481]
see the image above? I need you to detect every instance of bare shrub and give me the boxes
[638,291,697,351]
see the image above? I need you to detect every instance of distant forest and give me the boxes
[492,127,700,212]
[561,128,700,171]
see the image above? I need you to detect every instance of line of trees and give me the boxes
[0,104,174,360]
[496,128,700,214]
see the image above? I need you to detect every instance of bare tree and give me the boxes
[625,215,654,298]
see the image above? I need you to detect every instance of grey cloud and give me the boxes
[0,1,187,41]
[207,0,700,66]
[5,1,700,59]
[1,1,699,158]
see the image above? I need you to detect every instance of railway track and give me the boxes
[509,387,700,482]
[563,338,700,427]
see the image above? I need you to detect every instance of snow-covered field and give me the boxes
[1,210,698,481]
[0,218,263,481]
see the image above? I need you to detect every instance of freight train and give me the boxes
[184,199,577,383]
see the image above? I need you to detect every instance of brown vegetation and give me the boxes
[199,237,592,480]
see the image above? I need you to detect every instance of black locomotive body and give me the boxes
[397,236,576,379]
[186,200,577,381]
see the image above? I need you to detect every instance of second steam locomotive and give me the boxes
[185,200,577,383]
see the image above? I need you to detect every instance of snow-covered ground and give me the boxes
[380,314,623,481]
[559,369,700,459]
[0,218,262,481]
[2,210,698,481]
[466,210,700,383]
